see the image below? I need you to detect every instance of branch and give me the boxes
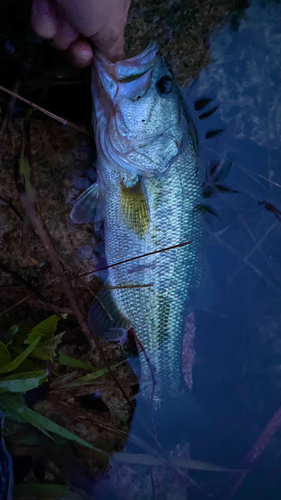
[0,84,91,136]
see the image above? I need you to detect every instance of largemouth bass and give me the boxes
[71,42,202,412]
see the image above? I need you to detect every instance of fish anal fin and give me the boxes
[70,182,101,224]
[88,289,131,343]
[120,178,149,237]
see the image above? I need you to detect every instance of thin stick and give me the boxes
[0,261,47,305]
[80,240,193,277]
[0,79,20,148]
[0,84,91,136]
[0,195,23,221]
[1,240,190,312]
[0,276,153,317]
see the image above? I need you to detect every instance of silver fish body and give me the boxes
[72,43,202,407]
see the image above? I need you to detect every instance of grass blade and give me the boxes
[61,360,126,388]
[0,336,41,374]
[0,394,108,456]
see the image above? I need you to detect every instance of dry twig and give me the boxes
[0,84,91,136]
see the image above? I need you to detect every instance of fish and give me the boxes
[71,42,203,418]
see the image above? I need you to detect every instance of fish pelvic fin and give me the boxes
[70,182,102,225]
[120,177,149,238]
[88,289,131,344]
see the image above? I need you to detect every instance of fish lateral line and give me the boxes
[79,240,193,277]
[94,284,154,290]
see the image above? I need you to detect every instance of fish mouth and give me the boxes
[95,42,159,84]
[94,41,180,174]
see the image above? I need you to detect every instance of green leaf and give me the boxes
[1,369,47,381]
[113,453,237,472]
[62,360,125,388]
[10,358,41,374]
[31,333,65,361]
[0,393,27,423]
[13,483,79,499]
[9,319,34,349]
[26,315,66,344]
[0,370,48,393]
[0,341,11,365]
[0,393,107,456]
[0,325,19,346]
[17,434,42,446]
[0,336,41,374]
[58,354,96,371]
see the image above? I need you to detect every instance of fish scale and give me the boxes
[99,141,201,405]
[71,42,203,409]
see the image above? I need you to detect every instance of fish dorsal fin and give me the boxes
[88,289,131,343]
[70,183,101,224]
[119,177,149,237]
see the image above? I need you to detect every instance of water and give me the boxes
[1,0,281,499]
[90,1,281,497]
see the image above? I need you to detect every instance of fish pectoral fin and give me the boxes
[120,178,149,237]
[70,182,102,224]
[88,289,131,343]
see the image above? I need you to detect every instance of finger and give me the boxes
[32,0,57,39]
[90,0,131,61]
[51,18,78,51]
[68,40,94,68]
[54,0,130,61]
[91,31,124,62]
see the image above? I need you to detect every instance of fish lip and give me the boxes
[94,42,159,83]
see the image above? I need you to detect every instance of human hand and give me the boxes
[32,0,131,66]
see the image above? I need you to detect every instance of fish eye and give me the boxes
[156,75,173,95]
